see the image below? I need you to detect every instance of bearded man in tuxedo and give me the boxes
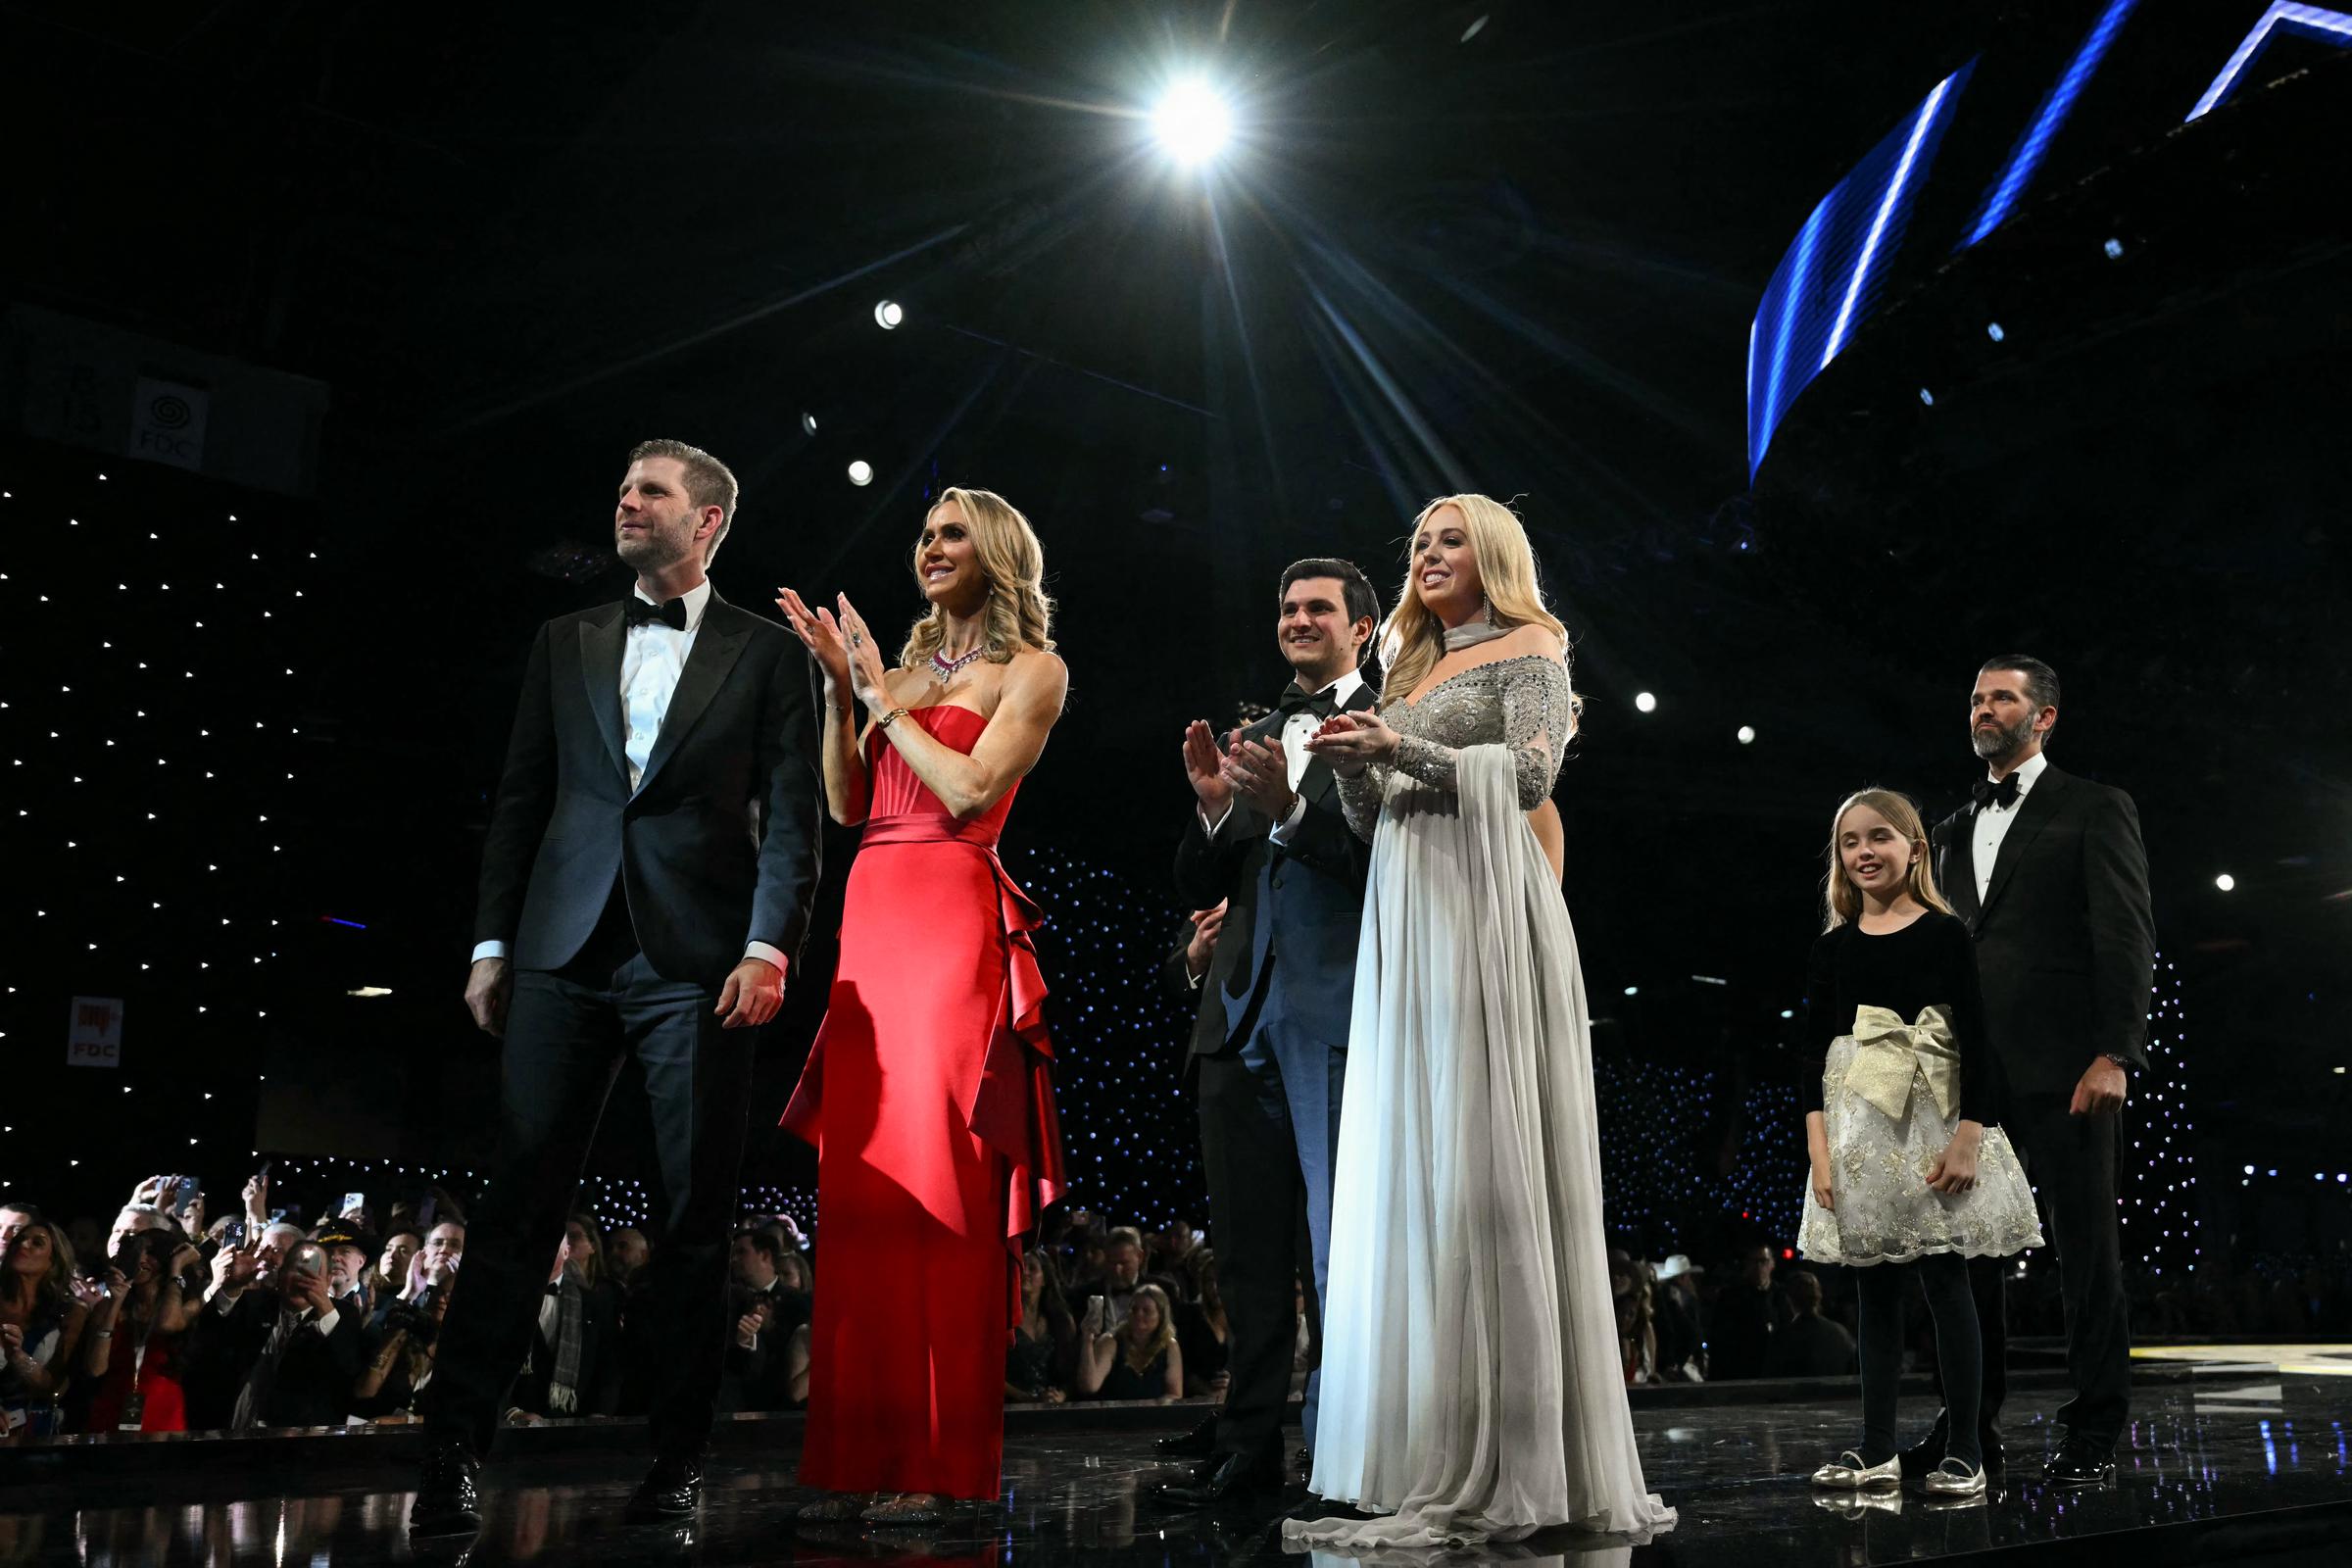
[412,438,823,1534]
[1924,656,2154,1488]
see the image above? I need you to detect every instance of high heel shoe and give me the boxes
[1810,1449,1902,1491]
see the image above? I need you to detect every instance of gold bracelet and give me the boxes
[876,706,910,730]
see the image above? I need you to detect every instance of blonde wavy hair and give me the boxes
[1821,787,1955,932]
[897,486,1055,667]
[1378,494,1573,719]
[1120,1282,1179,1375]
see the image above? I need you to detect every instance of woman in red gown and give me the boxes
[776,485,1067,1524]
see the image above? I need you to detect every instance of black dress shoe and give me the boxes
[1899,1412,1949,1479]
[1156,1414,1219,1458]
[1154,1450,1285,1508]
[625,1454,706,1521]
[2043,1437,2114,1487]
[409,1438,482,1537]
[1902,1410,2004,1478]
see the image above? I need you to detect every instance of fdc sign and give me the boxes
[68,996,124,1068]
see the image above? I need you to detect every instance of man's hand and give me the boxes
[2071,1055,2128,1116]
[465,956,514,1037]
[715,956,785,1029]
[295,1271,335,1319]
[210,1246,258,1299]
[1184,903,1228,981]
[1182,720,1234,817]
[1221,737,1295,820]
[734,1300,771,1350]
[243,1170,270,1225]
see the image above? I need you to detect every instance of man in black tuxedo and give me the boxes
[1926,655,2154,1488]
[1157,559,1380,1506]
[412,438,822,1534]
[190,1239,369,1430]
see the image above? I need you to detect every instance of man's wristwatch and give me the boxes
[2101,1052,2132,1072]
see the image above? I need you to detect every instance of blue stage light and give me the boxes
[1960,0,2142,249]
[1824,69,1966,368]
[2187,3,2352,122]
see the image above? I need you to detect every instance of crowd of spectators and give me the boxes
[0,1174,1263,1444]
[4,1173,2344,1444]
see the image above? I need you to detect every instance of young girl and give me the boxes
[1798,789,2042,1498]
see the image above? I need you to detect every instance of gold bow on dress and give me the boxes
[1841,1004,1961,1121]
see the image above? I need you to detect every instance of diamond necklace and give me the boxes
[930,645,986,680]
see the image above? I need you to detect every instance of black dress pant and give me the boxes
[424,897,755,1459]
[2002,1094,2132,1446]
[1194,1011,1343,1466]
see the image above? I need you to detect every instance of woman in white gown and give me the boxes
[1286,495,1675,1550]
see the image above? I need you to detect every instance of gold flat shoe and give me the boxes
[1810,1449,1901,1491]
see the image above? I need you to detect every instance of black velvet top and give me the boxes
[1803,909,1990,1122]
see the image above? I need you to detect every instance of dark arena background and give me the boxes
[3,1,2349,1564]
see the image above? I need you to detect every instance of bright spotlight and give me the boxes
[2214,872,2235,892]
[847,460,873,487]
[873,300,904,330]
[801,412,818,435]
[1737,725,1756,745]
[1152,77,1233,167]
[1634,692,1658,713]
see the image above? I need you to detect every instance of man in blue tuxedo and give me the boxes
[1157,559,1380,1506]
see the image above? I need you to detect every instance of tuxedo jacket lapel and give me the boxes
[634,595,751,798]
[1979,766,2069,921]
[577,607,630,786]
[1946,824,1982,923]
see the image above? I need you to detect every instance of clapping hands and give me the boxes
[776,589,892,714]
[1302,710,1400,776]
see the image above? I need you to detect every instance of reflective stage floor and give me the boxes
[3,1366,2347,1566]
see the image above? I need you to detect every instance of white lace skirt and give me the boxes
[1795,1036,2044,1268]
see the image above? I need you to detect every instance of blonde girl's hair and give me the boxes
[898,486,1055,667]
[1121,1283,1179,1374]
[1822,787,1955,932]
[1378,494,1574,724]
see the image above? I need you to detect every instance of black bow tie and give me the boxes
[1972,774,2021,811]
[1277,684,1342,721]
[625,596,688,631]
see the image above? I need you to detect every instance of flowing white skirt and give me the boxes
[1284,747,1676,1552]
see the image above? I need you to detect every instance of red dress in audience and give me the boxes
[783,705,1064,1500]
[82,1322,188,1434]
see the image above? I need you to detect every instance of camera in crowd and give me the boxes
[381,1285,444,1348]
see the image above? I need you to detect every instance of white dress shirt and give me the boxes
[1201,667,1369,844]
[1971,748,2049,902]
[473,581,784,974]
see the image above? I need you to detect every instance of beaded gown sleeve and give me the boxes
[1336,655,1575,843]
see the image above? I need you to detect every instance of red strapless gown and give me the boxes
[782,705,1065,1499]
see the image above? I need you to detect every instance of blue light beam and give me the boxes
[1823,69,1965,369]
[2186,3,2352,122]
[1961,0,2142,248]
